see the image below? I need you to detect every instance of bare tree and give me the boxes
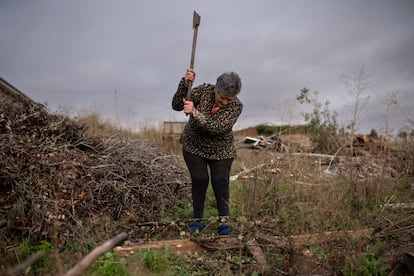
[380,91,399,176]
[382,91,399,138]
[265,98,300,127]
[340,66,371,156]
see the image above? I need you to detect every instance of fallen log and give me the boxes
[198,236,242,251]
[115,228,374,254]
[64,232,128,276]
[115,236,245,255]
[256,228,374,247]
[114,239,203,257]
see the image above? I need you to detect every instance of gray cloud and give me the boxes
[1,0,413,134]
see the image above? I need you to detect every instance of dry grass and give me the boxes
[230,143,413,273]
[74,111,165,146]
[233,146,413,220]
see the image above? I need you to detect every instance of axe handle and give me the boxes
[186,26,199,101]
[186,81,193,101]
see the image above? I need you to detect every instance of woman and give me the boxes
[172,68,243,235]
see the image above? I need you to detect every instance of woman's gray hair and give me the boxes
[215,72,242,96]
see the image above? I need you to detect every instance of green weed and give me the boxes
[166,202,193,220]
[18,239,52,273]
[90,251,127,276]
[10,197,27,219]
[342,241,387,275]
[309,246,328,263]
[140,247,171,273]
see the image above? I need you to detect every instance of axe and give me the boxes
[186,11,201,101]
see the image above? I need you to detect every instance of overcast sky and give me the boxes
[1,0,413,134]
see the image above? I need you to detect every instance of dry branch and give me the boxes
[292,152,336,160]
[64,232,128,276]
[5,252,44,276]
[256,228,374,247]
[381,202,414,210]
[246,240,270,274]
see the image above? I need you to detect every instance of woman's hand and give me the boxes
[182,98,199,118]
[184,68,196,83]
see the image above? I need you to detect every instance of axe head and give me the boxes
[193,11,201,28]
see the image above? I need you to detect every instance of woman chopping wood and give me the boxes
[172,68,243,235]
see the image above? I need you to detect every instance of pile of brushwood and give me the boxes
[0,98,191,267]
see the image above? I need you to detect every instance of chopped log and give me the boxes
[64,232,128,276]
[256,228,374,247]
[5,252,44,276]
[114,239,203,257]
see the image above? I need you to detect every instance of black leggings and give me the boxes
[183,150,234,219]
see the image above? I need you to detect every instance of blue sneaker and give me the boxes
[189,221,205,233]
[218,224,230,235]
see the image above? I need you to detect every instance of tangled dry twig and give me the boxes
[0,96,191,253]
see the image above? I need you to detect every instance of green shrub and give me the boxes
[256,124,277,136]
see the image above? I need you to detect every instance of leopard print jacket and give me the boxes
[172,78,243,160]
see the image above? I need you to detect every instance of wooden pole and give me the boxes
[64,232,128,276]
